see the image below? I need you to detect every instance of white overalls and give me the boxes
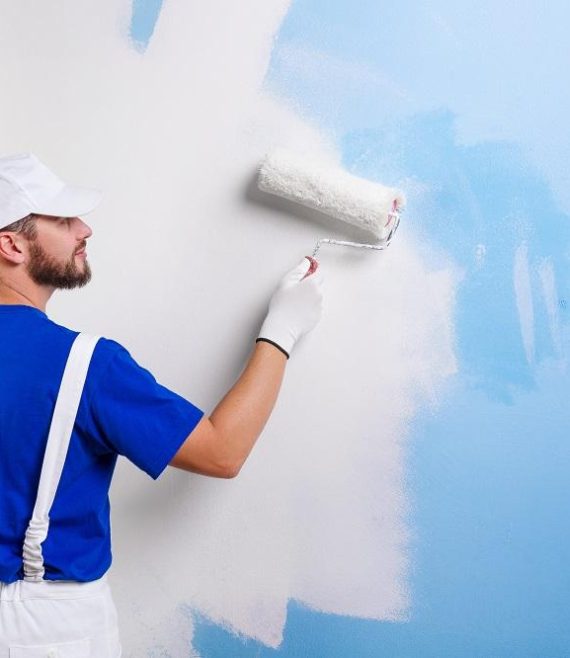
[0,334,122,657]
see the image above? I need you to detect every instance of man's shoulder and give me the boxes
[44,317,126,360]
[42,317,131,376]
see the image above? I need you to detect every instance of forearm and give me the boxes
[209,340,287,473]
[170,258,322,479]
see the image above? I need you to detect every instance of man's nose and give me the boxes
[75,217,93,239]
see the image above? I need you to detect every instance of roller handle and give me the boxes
[302,256,319,279]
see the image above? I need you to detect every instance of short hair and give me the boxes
[0,214,38,240]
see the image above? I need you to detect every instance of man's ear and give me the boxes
[0,233,27,264]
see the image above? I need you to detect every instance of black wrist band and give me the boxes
[255,337,290,359]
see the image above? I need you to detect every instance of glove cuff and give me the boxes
[255,337,290,359]
[258,314,297,357]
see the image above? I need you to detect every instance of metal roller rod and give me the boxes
[312,212,401,258]
[312,239,389,257]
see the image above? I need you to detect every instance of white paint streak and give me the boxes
[538,258,563,357]
[271,42,410,102]
[475,243,486,267]
[514,243,535,365]
[0,1,458,655]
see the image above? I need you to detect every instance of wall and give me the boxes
[1,1,568,656]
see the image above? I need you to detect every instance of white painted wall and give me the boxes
[0,2,456,654]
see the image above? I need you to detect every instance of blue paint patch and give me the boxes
[341,112,570,401]
[407,370,570,655]
[266,0,570,210]
[129,0,164,53]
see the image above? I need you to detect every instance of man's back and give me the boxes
[0,304,203,584]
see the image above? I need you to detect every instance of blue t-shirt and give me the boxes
[0,305,204,584]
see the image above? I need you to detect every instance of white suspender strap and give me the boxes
[22,333,101,582]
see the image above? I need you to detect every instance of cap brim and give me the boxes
[35,184,102,218]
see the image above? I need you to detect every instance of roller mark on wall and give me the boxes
[538,258,563,356]
[514,242,535,366]
[130,0,164,53]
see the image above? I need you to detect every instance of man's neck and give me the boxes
[0,283,50,311]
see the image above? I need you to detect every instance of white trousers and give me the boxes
[0,575,121,657]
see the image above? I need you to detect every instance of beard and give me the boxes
[26,239,92,289]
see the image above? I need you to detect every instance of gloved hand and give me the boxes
[257,257,324,358]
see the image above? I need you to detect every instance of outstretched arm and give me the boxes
[170,257,323,478]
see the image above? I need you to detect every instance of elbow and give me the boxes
[220,459,243,479]
[170,417,247,479]
[172,458,242,479]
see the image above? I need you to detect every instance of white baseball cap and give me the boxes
[0,153,102,229]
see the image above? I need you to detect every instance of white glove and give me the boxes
[257,257,324,358]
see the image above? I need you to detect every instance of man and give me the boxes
[0,153,323,656]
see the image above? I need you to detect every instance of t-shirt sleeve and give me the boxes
[86,343,204,480]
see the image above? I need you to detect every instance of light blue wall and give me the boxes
[189,1,570,656]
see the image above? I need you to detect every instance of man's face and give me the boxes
[26,215,93,289]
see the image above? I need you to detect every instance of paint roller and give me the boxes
[257,149,405,274]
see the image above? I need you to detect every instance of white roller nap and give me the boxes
[258,149,405,241]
